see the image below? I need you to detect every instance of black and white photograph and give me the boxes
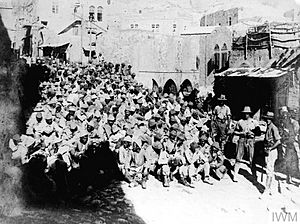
[0,0,300,223]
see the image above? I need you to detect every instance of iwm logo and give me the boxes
[270,210,299,223]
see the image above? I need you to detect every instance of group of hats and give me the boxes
[240,105,275,119]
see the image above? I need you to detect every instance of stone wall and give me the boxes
[200,8,239,26]
[97,30,200,89]
[230,47,284,68]
[198,27,232,85]
[97,27,232,91]
[0,14,28,216]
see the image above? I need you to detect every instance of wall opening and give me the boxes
[163,79,177,94]
[221,43,229,71]
[89,5,95,20]
[214,44,220,72]
[97,6,103,22]
[152,79,159,92]
[180,79,192,92]
[196,56,200,70]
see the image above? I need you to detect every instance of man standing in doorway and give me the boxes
[212,94,231,153]
[233,106,261,182]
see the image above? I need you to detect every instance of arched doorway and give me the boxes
[180,79,193,92]
[163,79,177,94]
[152,79,159,93]
[180,79,196,102]
[221,43,229,70]
[214,44,220,71]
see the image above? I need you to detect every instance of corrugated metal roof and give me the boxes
[215,67,294,78]
[39,42,70,48]
[271,47,300,68]
[58,20,81,35]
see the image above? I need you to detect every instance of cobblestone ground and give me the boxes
[0,180,146,224]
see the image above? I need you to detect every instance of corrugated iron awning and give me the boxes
[58,20,81,35]
[216,67,294,78]
[39,42,70,48]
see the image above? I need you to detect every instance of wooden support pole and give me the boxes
[244,33,248,60]
[269,22,272,59]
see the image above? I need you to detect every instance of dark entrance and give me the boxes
[163,79,177,94]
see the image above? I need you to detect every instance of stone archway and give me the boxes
[180,79,193,92]
[152,79,159,93]
[214,44,220,71]
[163,79,177,94]
[221,43,228,69]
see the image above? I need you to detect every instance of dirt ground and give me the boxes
[0,162,299,224]
[123,163,300,224]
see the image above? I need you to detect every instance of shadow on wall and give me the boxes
[0,13,24,216]
[19,61,51,119]
[0,14,12,67]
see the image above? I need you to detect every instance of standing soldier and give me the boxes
[212,94,231,152]
[261,111,281,197]
[233,106,261,182]
[278,106,300,183]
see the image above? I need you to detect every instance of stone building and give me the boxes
[13,0,110,62]
[200,7,239,27]
[104,0,202,35]
[97,26,232,93]
[0,0,15,47]
[121,10,190,35]
[199,1,291,28]
[119,7,200,36]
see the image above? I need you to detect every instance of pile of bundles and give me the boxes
[9,60,225,192]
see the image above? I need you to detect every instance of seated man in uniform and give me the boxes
[209,142,227,180]
[118,136,133,183]
[127,139,149,189]
[69,130,90,169]
[197,135,214,185]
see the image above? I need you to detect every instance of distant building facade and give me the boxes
[98,26,232,92]
[200,7,239,27]
[14,0,110,62]
[0,0,16,48]
[104,0,201,35]
[120,8,198,35]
